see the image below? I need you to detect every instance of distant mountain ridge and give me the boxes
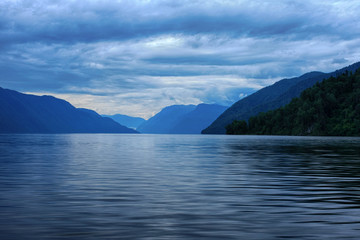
[202,62,360,134]
[0,87,137,133]
[103,114,145,129]
[170,104,228,134]
[137,103,227,134]
[136,105,196,134]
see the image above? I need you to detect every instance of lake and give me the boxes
[0,134,360,239]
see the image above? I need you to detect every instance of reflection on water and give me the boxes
[1,134,360,239]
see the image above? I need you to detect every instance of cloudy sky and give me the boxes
[1,0,360,118]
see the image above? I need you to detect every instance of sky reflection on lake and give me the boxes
[0,134,360,239]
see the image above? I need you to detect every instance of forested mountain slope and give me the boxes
[203,62,360,134]
[227,69,360,136]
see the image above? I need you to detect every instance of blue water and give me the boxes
[1,134,360,239]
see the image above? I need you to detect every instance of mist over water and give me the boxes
[1,134,360,239]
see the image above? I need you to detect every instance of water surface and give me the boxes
[1,134,360,239]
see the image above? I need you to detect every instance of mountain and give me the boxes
[136,105,196,133]
[227,68,360,136]
[202,62,360,134]
[102,114,145,129]
[136,103,227,134]
[170,104,227,134]
[0,87,137,133]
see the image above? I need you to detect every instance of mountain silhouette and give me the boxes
[137,105,196,134]
[227,67,360,136]
[103,114,145,129]
[202,62,360,134]
[137,103,227,134]
[0,87,137,133]
[169,104,227,134]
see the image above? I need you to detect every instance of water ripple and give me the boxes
[1,134,360,239]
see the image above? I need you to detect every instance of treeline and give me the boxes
[226,68,360,136]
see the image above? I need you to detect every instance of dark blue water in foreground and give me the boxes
[1,134,360,239]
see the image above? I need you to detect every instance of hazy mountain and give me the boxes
[103,114,145,129]
[136,103,227,134]
[170,104,227,134]
[136,105,196,133]
[0,87,137,133]
[202,62,360,134]
[227,68,360,136]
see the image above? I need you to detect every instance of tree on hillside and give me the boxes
[226,68,360,136]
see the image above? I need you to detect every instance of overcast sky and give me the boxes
[1,0,360,118]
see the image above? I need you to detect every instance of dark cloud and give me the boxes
[1,0,359,45]
[332,58,348,64]
[143,55,272,66]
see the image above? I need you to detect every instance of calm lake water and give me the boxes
[1,134,360,239]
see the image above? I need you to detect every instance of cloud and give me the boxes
[1,0,360,117]
[332,58,348,64]
[1,0,360,45]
